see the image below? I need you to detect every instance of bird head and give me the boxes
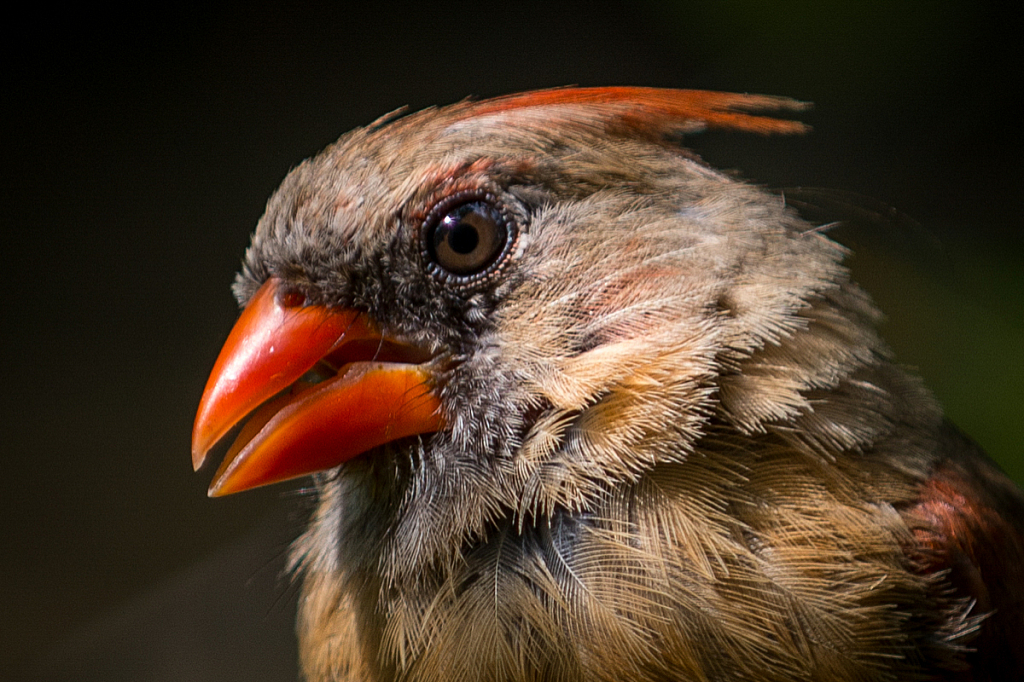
[190,87,1024,682]
[193,88,847,575]
[192,85,879,592]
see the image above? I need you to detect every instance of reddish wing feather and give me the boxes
[907,426,1024,681]
[458,86,811,138]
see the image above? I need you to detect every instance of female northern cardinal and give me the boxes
[192,88,1024,682]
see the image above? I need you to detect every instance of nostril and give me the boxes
[279,289,307,308]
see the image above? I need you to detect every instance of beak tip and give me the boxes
[206,465,226,495]
[191,445,206,471]
[207,472,236,498]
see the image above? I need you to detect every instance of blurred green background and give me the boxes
[3,1,1020,679]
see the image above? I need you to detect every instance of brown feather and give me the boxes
[904,428,1024,681]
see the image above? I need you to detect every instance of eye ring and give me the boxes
[421,189,518,286]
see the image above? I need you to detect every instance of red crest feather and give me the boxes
[455,86,810,139]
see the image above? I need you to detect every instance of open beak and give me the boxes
[192,278,442,497]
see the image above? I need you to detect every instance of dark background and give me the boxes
[4,2,1022,680]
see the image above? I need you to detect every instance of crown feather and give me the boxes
[456,86,811,139]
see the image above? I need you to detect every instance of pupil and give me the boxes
[448,221,479,254]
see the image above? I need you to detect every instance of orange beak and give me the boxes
[192,279,442,497]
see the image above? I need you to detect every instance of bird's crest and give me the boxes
[452,86,811,139]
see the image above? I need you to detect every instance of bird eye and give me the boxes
[424,196,515,282]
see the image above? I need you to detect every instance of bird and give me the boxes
[191,87,1024,682]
